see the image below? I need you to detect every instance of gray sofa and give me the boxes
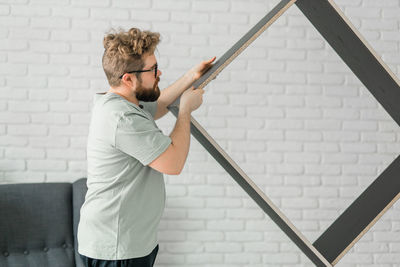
[0,178,88,267]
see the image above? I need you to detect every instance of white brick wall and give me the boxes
[1,0,400,266]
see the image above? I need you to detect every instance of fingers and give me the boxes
[202,56,216,66]
[207,56,216,64]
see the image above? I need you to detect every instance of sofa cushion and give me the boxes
[0,182,75,267]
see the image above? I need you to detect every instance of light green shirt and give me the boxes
[78,92,171,260]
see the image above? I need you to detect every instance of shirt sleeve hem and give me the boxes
[141,136,172,166]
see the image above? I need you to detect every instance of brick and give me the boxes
[50,55,89,65]
[305,119,341,130]
[227,118,264,129]
[345,7,380,18]
[287,108,322,118]
[188,185,224,197]
[208,221,244,231]
[170,11,209,23]
[153,0,189,10]
[0,136,28,146]
[192,24,229,35]
[308,73,344,84]
[47,148,86,159]
[71,0,110,7]
[0,17,29,27]
[283,198,318,209]
[229,94,267,105]
[8,53,49,65]
[30,41,70,53]
[6,147,45,159]
[0,160,25,171]
[8,125,47,136]
[29,89,68,101]
[9,78,47,90]
[70,114,90,124]
[324,108,359,119]
[0,40,28,51]
[162,241,201,253]
[287,61,323,72]
[305,164,341,175]
[49,125,88,136]
[362,19,397,30]
[268,141,302,152]
[68,160,86,171]
[263,253,299,264]
[323,130,359,142]
[343,120,378,131]
[10,28,50,40]
[0,113,29,124]
[27,159,66,171]
[131,10,169,21]
[247,107,284,118]
[206,197,242,208]
[9,101,48,112]
[71,19,110,30]
[383,8,400,18]
[340,143,376,153]
[172,34,208,46]
[52,7,89,18]
[248,59,285,71]
[0,5,10,15]
[322,153,358,164]
[187,231,224,242]
[205,242,242,253]
[193,0,229,12]
[231,70,267,82]
[225,253,261,264]
[31,17,70,28]
[90,8,129,20]
[226,231,263,242]
[287,39,324,50]
[244,242,279,253]
[51,30,89,41]
[211,13,247,24]
[246,152,283,164]
[167,197,204,208]
[3,171,45,182]
[268,95,304,107]
[343,164,377,175]
[284,152,320,163]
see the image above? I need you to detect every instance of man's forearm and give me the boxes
[169,108,191,173]
[155,73,194,119]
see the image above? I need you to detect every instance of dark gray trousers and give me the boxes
[79,245,159,267]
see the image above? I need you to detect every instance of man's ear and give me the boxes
[121,73,137,88]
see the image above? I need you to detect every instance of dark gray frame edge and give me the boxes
[167,0,400,265]
[170,0,296,107]
[295,0,400,264]
[168,107,332,267]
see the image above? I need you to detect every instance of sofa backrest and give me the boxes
[72,178,87,267]
[0,178,87,267]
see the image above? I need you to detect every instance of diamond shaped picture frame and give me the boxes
[168,0,400,266]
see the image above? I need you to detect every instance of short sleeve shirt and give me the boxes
[77,92,171,260]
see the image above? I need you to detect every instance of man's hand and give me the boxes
[180,86,204,114]
[185,56,216,83]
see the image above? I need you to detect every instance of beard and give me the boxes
[135,77,161,102]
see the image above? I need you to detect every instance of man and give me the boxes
[77,27,215,267]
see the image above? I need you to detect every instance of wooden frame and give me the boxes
[168,0,400,265]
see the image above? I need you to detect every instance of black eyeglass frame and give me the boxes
[119,63,158,79]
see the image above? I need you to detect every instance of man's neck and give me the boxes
[108,87,140,106]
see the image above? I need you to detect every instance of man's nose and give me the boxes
[157,69,162,77]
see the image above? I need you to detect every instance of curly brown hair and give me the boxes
[102,28,160,87]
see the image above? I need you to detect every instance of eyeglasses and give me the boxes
[119,63,158,79]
